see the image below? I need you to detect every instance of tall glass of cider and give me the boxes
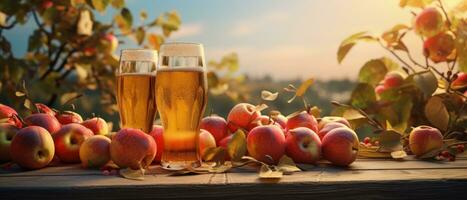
[156,43,207,170]
[116,49,158,133]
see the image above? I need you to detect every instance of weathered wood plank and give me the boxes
[1,156,467,200]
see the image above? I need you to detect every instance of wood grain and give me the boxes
[1,156,467,200]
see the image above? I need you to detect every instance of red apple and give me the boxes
[41,1,53,9]
[103,33,118,54]
[285,127,321,164]
[0,123,19,162]
[81,117,109,136]
[110,128,156,170]
[322,127,359,166]
[79,135,111,168]
[247,125,286,165]
[0,104,22,128]
[53,123,94,163]
[200,115,229,144]
[274,114,288,130]
[227,103,261,132]
[11,126,55,169]
[56,111,83,125]
[34,103,56,116]
[286,111,319,133]
[199,129,216,158]
[83,47,96,56]
[383,71,404,88]
[423,32,456,63]
[148,125,164,162]
[409,125,443,157]
[413,7,444,37]
[375,85,387,95]
[318,116,351,130]
[318,122,349,140]
[25,113,61,134]
[452,72,467,89]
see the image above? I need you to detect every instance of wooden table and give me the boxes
[1,155,467,200]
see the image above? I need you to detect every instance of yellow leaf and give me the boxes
[277,156,301,174]
[391,150,407,159]
[261,90,279,101]
[0,11,6,26]
[259,165,283,179]
[296,78,314,97]
[119,168,145,181]
[308,106,321,118]
[147,34,163,50]
[227,130,247,161]
[77,10,93,36]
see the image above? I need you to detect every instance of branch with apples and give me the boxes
[335,0,466,160]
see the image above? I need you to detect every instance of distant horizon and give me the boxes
[4,0,463,81]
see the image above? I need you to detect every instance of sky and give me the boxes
[4,0,464,80]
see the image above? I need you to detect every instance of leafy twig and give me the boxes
[32,10,51,36]
[331,101,385,130]
[437,0,452,29]
[378,40,416,73]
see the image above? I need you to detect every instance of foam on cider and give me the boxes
[120,49,158,62]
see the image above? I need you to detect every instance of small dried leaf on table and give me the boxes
[259,165,283,179]
[120,168,145,180]
[277,156,301,174]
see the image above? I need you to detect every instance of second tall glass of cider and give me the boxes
[156,43,208,170]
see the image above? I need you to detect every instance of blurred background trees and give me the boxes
[0,0,354,130]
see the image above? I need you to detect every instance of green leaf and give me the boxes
[358,59,388,86]
[425,96,449,131]
[92,0,110,12]
[382,24,409,47]
[337,32,376,63]
[259,165,283,179]
[140,11,148,21]
[380,57,400,71]
[277,156,301,174]
[456,20,467,72]
[28,30,44,51]
[378,130,402,152]
[412,70,438,97]
[115,8,133,34]
[399,0,434,8]
[71,0,86,7]
[121,8,133,26]
[227,130,247,161]
[60,92,82,105]
[134,27,145,45]
[350,83,376,109]
[418,147,443,159]
[111,0,125,8]
[202,147,226,164]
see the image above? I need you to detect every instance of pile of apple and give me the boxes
[0,103,114,169]
[201,103,359,167]
[1,101,463,172]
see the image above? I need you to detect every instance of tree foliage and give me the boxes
[336,0,467,158]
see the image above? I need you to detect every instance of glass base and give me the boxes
[161,160,201,171]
